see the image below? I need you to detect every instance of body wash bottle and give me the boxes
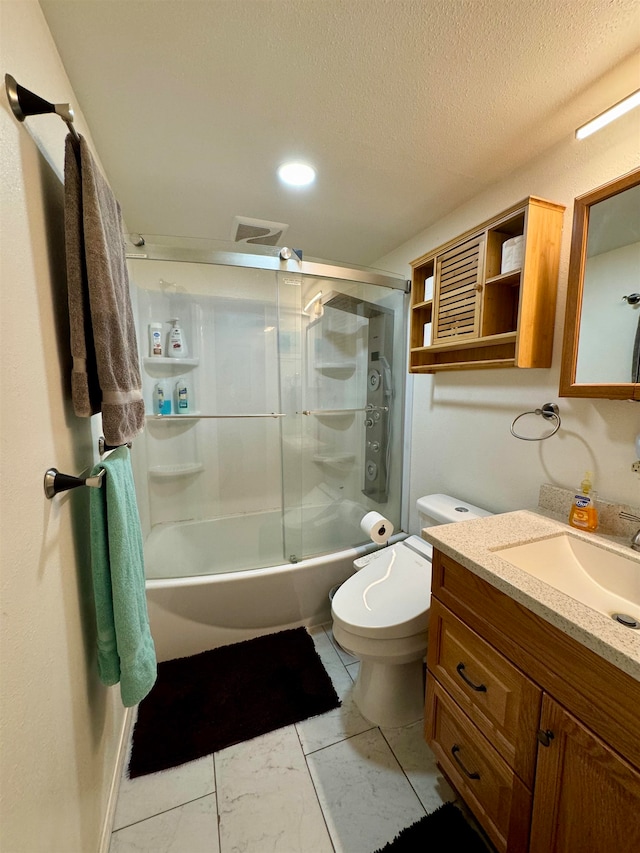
[568,471,598,532]
[168,318,187,358]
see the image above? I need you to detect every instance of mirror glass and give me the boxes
[575,183,640,383]
[559,167,640,399]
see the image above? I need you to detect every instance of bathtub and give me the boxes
[144,511,403,661]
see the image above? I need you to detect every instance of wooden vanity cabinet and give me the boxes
[425,549,640,853]
[409,197,564,373]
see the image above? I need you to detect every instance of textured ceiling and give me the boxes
[39,0,640,266]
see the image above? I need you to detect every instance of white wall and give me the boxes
[0,2,126,850]
[376,53,640,533]
[576,242,640,383]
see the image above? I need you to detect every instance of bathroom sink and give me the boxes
[495,534,640,624]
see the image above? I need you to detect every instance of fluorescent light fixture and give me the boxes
[277,162,316,187]
[576,89,640,139]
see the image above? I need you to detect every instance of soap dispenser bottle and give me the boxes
[568,471,598,532]
[168,318,187,358]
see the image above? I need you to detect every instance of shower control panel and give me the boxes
[362,311,393,503]
[322,291,393,504]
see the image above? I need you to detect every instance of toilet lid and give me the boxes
[331,541,432,640]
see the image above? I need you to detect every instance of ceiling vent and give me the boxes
[231,216,289,246]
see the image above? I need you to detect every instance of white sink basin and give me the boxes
[495,534,640,624]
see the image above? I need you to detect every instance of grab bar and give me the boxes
[44,468,105,499]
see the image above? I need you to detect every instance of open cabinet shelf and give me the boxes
[409,197,565,373]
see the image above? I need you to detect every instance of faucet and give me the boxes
[619,512,640,552]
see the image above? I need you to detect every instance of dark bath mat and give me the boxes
[128,627,340,778]
[374,802,490,853]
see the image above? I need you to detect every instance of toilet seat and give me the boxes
[331,539,432,641]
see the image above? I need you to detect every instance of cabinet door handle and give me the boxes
[456,662,487,692]
[537,729,555,747]
[451,744,480,780]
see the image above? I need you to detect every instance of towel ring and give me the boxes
[510,403,561,441]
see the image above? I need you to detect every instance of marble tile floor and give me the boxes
[109,624,486,853]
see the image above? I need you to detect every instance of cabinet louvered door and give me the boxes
[433,235,485,342]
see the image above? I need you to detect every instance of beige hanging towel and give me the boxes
[64,135,144,445]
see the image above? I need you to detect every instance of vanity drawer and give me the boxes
[425,677,531,853]
[427,598,541,786]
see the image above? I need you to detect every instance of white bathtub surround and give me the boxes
[108,624,462,853]
[145,539,403,660]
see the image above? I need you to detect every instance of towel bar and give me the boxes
[44,467,105,499]
[5,73,80,144]
[98,436,132,456]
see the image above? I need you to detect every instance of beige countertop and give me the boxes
[422,509,640,682]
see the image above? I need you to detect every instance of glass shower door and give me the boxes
[278,272,406,563]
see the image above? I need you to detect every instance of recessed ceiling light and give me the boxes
[277,162,316,187]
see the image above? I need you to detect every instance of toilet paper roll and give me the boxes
[361,511,394,545]
[424,276,434,302]
[501,235,524,274]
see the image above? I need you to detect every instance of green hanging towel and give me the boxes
[89,446,156,706]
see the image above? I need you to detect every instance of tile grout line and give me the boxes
[212,752,222,853]
[295,723,337,853]
[111,788,217,833]
[378,727,429,818]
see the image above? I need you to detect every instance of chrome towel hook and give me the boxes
[510,403,561,441]
[44,468,105,499]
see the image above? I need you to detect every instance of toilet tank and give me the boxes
[417,493,492,529]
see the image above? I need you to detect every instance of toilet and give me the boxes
[331,494,492,728]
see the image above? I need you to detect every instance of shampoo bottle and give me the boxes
[568,471,598,532]
[153,381,172,415]
[175,377,189,413]
[168,318,187,358]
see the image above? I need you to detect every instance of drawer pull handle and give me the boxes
[456,662,487,692]
[451,744,480,780]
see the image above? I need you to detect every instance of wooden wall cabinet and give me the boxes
[409,197,565,373]
[425,550,640,852]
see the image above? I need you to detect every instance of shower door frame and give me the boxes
[128,243,412,568]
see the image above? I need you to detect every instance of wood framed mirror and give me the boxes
[559,167,640,400]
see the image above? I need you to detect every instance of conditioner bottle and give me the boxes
[175,377,189,413]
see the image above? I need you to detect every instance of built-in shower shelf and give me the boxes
[143,356,199,370]
[146,411,202,420]
[312,453,356,470]
[149,462,204,479]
